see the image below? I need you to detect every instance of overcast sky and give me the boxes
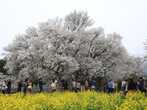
[0,0,147,57]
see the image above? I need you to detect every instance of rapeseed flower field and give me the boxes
[0,91,146,110]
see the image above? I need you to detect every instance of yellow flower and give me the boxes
[0,91,146,110]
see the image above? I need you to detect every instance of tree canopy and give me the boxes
[4,11,144,81]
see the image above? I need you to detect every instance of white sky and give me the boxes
[0,0,147,57]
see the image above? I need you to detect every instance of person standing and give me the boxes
[85,80,89,91]
[72,79,76,92]
[38,78,43,92]
[60,78,68,91]
[28,80,33,94]
[23,79,28,94]
[17,80,22,92]
[60,78,65,91]
[63,80,68,91]
[7,80,11,94]
[2,80,7,94]
[76,80,81,92]
[91,79,97,91]
[107,80,114,93]
[121,80,128,96]
[128,78,137,91]
[80,80,85,91]
[51,79,57,92]
[137,77,145,92]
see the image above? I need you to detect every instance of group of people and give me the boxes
[55,77,146,95]
[17,78,43,94]
[107,77,146,95]
[0,77,146,95]
[50,79,98,92]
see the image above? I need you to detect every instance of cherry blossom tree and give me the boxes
[4,11,143,82]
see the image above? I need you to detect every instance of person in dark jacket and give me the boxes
[23,79,28,94]
[63,80,68,90]
[91,79,97,91]
[7,80,11,94]
[17,80,22,92]
[137,77,145,92]
[38,78,43,92]
[128,79,137,91]
[60,78,68,91]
